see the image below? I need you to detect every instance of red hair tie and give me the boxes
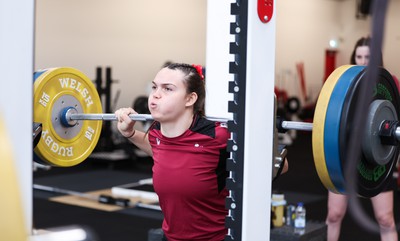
[192,64,204,80]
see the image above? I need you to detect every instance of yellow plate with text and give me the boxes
[33,67,102,167]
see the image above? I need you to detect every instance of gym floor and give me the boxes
[33,132,400,241]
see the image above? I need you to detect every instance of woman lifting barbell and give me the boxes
[115,62,288,240]
[115,63,231,241]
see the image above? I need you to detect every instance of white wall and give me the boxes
[35,0,207,110]
[382,0,400,78]
[275,0,400,104]
[275,0,343,103]
[35,0,400,110]
[331,0,400,79]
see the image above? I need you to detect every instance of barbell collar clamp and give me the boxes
[379,120,400,145]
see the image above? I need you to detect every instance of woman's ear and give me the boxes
[185,92,198,107]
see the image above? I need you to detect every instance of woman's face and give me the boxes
[354,46,370,66]
[148,68,192,122]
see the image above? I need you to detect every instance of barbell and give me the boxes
[33,66,399,198]
[32,67,305,167]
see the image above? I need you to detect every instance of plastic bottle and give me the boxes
[271,193,286,227]
[294,202,306,235]
[286,205,295,226]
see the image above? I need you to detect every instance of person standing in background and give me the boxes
[325,36,398,241]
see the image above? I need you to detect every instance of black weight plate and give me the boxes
[339,66,399,197]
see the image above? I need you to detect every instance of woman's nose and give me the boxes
[361,58,368,66]
[152,89,161,98]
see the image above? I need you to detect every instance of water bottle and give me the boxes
[294,202,306,235]
[286,205,295,226]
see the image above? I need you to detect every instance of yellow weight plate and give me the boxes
[0,117,27,241]
[312,65,353,194]
[33,67,102,167]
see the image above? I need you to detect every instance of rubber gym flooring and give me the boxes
[33,132,400,241]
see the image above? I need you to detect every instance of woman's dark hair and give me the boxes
[164,62,206,117]
[350,36,383,66]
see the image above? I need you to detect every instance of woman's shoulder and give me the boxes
[191,116,229,140]
[214,122,230,143]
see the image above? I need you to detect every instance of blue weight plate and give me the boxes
[324,65,365,193]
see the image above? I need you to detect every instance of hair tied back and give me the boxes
[192,64,205,81]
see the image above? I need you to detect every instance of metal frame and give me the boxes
[0,0,35,235]
[206,0,276,240]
